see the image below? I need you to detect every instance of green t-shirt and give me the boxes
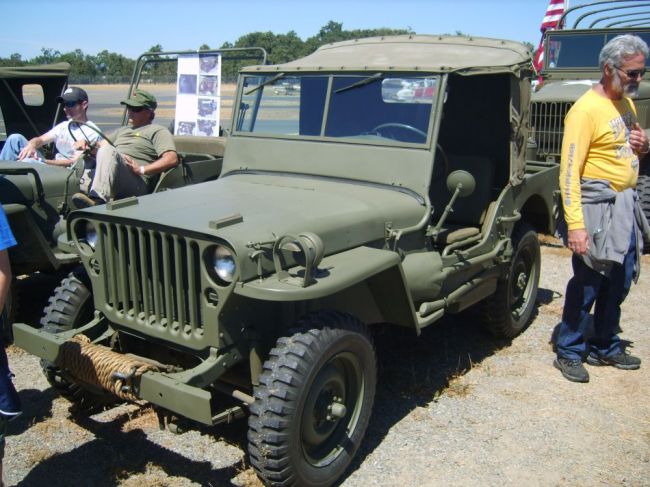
[112,123,176,182]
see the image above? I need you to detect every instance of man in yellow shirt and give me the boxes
[555,34,650,383]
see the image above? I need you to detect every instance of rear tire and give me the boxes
[482,223,540,338]
[248,311,376,487]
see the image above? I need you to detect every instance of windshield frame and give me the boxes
[231,72,443,149]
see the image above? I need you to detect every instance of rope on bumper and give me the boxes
[55,335,159,402]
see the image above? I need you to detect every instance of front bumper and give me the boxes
[13,319,224,425]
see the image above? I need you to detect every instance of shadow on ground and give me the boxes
[14,284,562,486]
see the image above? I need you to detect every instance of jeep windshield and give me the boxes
[233,74,440,146]
[545,30,650,69]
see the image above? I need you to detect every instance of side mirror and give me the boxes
[446,170,476,198]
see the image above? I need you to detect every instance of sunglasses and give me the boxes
[63,101,80,108]
[615,66,646,79]
[127,106,148,112]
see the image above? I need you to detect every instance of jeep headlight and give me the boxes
[74,220,98,253]
[211,245,237,284]
[84,221,98,250]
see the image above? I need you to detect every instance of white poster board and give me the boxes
[174,53,222,136]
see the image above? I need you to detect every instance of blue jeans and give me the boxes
[0,134,44,163]
[556,231,636,360]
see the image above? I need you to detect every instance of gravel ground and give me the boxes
[4,241,650,487]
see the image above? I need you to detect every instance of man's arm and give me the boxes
[629,123,649,156]
[559,109,591,255]
[123,150,178,176]
[17,132,55,161]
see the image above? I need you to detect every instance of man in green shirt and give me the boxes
[73,89,178,207]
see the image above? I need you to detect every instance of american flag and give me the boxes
[532,0,567,74]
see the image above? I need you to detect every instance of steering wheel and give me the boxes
[67,120,114,151]
[369,123,427,142]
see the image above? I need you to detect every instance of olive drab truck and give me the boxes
[14,35,559,487]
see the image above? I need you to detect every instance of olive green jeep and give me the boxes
[0,48,266,327]
[529,1,650,217]
[14,35,559,486]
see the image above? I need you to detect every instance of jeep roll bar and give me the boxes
[558,0,650,29]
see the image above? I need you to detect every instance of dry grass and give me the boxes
[117,463,172,487]
[234,467,265,487]
[121,405,159,432]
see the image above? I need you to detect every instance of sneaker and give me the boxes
[72,192,102,209]
[554,357,590,383]
[586,352,641,370]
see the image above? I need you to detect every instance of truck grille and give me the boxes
[96,222,204,334]
[529,101,573,160]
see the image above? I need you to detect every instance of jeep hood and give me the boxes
[532,80,595,102]
[82,173,425,255]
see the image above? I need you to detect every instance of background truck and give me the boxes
[14,35,559,486]
[529,0,650,219]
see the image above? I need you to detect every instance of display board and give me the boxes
[174,53,221,136]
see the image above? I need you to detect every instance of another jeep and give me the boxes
[529,1,650,216]
[0,48,266,325]
[14,35,558,486]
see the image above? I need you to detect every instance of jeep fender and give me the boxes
[2,203,67,274]
[234,245,419,331]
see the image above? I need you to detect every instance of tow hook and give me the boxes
[111,366,138,394]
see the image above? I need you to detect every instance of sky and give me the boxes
[0,0,558,60]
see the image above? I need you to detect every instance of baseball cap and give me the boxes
[56,86,88,104]
[121,89,157,110]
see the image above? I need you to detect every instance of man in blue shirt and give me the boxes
[0,206,21,484]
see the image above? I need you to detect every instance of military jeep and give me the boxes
[0,48,266,327]
[14,35,559,486]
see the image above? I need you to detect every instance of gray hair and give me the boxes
[599,34,649,71]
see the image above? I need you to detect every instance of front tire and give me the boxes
[40,267,113,410]
[248,311,376,487]
[482,223,540,338]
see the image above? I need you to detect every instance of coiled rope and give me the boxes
[55,335,159,401]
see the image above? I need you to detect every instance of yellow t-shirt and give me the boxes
[559,88,640,230]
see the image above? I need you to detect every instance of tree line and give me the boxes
[0,22,418,83]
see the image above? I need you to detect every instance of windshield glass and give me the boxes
[235,74,439,145]
[545,31,650,69]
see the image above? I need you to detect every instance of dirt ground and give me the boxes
[3,239,649,486]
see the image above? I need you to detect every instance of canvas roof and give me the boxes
[242,35,531,76]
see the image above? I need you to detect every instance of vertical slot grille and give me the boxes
[98,222,203,334]
[529,101,573,159]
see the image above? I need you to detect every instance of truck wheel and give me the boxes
[637,174,650,251]
[248,311,376,487]
[40,266,93,333]
[39,267,112,411]
[482,223,540,338]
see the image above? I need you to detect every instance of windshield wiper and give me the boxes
[245,72,286,95]
[335,73,384,94]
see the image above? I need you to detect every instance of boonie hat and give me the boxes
[121,89,157,110]
[56,86,88,104]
